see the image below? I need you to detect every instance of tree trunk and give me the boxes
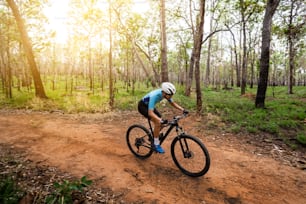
[249,49,255,89]
[288,0,295,94]
[133,47,156,87]
[6,0,47,99]
[255,0,280,108]
[240,0,247,95]
[288,34,294,94]
[185,0,196,96]
[108,1,114,108]
[205,3,215,87]
[193,0,206,113]
[6,39,12,98]
[0,50,5,94]
[185,49,195,96]
[227,27,239,88]
[160,0,169,82]
[88,41,93,92]
[205,36,212,87]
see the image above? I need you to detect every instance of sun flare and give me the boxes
[43,0,69,43]
[43,0,149,44]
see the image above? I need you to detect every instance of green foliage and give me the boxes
[202,86,306,145]
[0,177,24,204]
[297,133,306,145]
[45,176,92,204]
[230,124,242,134]
[174,85,196,110]
[0,91,34,109]
[0,81,305,149]
[115,82,150,110]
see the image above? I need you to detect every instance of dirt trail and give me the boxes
[0,110,305,204]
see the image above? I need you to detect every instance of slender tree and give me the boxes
[108,0,114,108]
[239,0,248,95]
[205,0,216,87]
[185,0,195,96]
[160,0,169,82]
[238,0,263,95]
[282,0,305,94]
[6,0,47,98]
[113,9,158,87]
[187,0,205,113]
[195,0,206,113]
[255,0,280,108]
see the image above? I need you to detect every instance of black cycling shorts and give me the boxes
[138,100,161,119]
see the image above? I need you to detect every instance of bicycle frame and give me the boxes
[126,113,211,177]
[147,115,185,145]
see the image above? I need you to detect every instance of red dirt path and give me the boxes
[0,110,305,204]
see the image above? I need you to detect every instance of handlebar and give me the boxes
[166,113,189,126]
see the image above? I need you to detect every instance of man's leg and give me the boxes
[138,100,149,118]
[151,108,162,139]
[152,118,161,138]
[152,117,165,153]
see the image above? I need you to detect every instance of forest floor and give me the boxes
[0,109,305,204]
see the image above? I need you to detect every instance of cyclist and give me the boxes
[138,82,188,153]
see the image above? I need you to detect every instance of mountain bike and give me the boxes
[126,113,210,177]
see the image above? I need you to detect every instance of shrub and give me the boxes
[0,177,24,204]
[45,176,92,204]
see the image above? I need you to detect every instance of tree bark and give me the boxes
[6,0,47,98]
[240,0,247,95]
[187,0,205,113]
[288,0,295,94]
[108,0,114,108]
[205,33,212,87]
[185,49,195,96]
[185,0,195,96]
[226,26,240,88]
[160,0,169,82]
[255,0,280,108]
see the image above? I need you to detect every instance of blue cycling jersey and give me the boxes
[142,89,173,110]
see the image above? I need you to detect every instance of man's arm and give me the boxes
[170,101,184,112]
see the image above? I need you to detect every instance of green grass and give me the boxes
[1,82,305,148]
[202,86,306,147]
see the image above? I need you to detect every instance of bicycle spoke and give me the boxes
[126,125,153,159]
[171,135,210,177]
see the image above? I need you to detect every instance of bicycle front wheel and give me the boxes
[171,134,210,177]
[126,124,154,159]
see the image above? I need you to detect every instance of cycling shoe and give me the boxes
[155,145,165,154]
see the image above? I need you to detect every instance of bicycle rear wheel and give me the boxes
[126,124,154,159]
[171,134,210,177]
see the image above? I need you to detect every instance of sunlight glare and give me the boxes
[44,0,149,44]
[44,0,69,43]
[132,0,149,13]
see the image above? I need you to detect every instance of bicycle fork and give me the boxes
[176,126,193,159]
[176,136,193,158]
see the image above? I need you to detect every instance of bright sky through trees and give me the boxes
[43,0,149,43]
[43,0,69,43]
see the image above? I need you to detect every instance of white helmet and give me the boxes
[161,82,176,95]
